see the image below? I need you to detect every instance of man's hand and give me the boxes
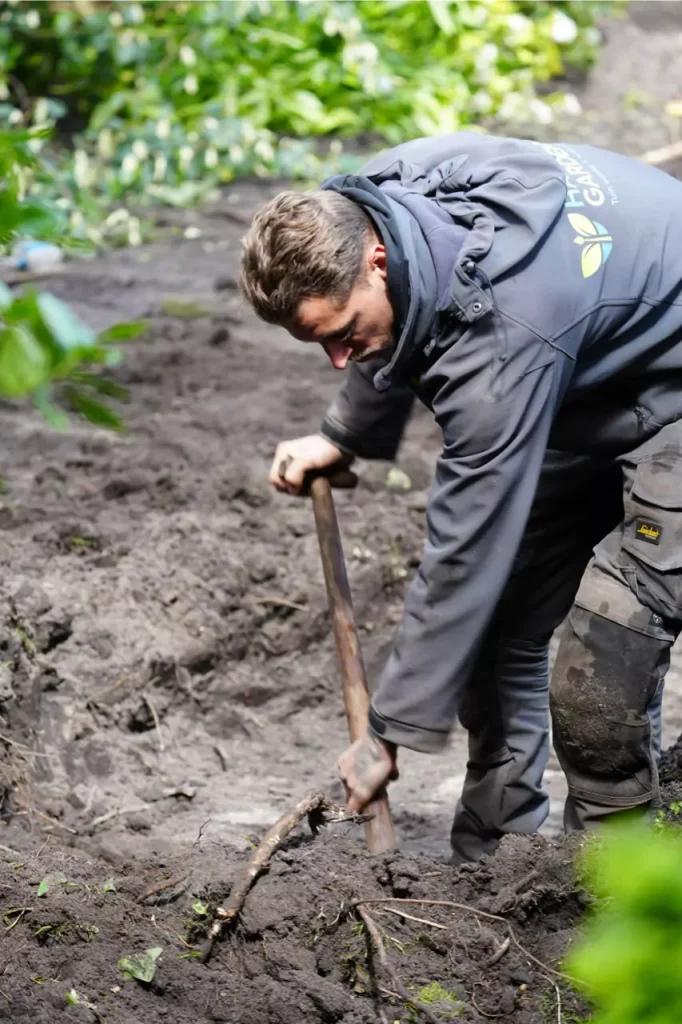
[338,733,398,812]
[269,434,347,495]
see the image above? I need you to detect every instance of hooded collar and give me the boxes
[322,174,465,391]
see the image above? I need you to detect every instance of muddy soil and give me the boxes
[2,3,682,1021]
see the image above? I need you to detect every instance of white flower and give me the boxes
[105,209,130,228]
[155,118,171,140]
[24,8,40,28]
[0,83,8,101]
[506,13,533,45]
[128,217,142,247]
[551,10,579,45]
[184,225,201,239]
[127,4,144,25]
[204,116,219,132]
[153,154,167,181]
[562,93,583,117]
[73,149,94,189]
[132,139,149,160]
[178,145,194,169]
[120,152,139,180]
[109,11,123,28]
[183,74,199,96]
[98,128,115,159]
[179,44,196,67]
[229,144,244,165]
[8,109,23,126]
[204,147,219,169]
[529,98,554,125]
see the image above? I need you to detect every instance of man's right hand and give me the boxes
[269,434,347,495]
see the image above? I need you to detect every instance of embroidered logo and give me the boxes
[635,518,662,546]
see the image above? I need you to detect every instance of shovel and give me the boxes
[308,470,396,854]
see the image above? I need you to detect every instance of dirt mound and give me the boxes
[0,822,586,1024]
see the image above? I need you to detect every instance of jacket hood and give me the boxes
[321,174,465,390]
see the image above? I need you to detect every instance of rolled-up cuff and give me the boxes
[368,704,449,753]
[320,415,400,461]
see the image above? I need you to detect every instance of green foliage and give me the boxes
[0,1,615,239]
[567,821,682,1024]
[118,946,163,983]
[0,125,146,425]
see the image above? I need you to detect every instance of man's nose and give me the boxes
[321,341,352,370]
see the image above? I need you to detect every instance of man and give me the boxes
[239,132,682,861]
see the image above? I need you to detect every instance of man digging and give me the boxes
[239,133,682,862]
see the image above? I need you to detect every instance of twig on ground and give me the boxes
[471,987,505,1019]
[486,935,511,967]
[137,874,189,904]
[353,898,571,982]
[0,733,52,758]
[143,694,164,753]
[553,980,563,1024]
[194,819,211,847]
[376,905,447,930]
[91,804,149,829]
[213,744,228,771]
[0,844,22,858]
[251,595,307,612]
[357,904,443,1024]
[639,140,682,167]
[35,810,78,835]
[4,907,32,932]
[200,790,328,962]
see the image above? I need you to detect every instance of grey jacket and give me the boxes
[319,133,682,753]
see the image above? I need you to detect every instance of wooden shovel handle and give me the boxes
[310,474,395,854]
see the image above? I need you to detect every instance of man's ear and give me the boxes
[368,243,387,279]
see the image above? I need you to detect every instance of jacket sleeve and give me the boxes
[368,316,571,752]
[320,358,415,460]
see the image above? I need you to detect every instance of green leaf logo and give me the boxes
[567,213,613,278]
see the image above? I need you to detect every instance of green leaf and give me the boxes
[0,324,49,396]
[102,877,116,893]
[37,878,49,898]
[33,387,70,430]
[192,901,209,916]
[36,293,96,351]
[63,386,126,431]
[70,372,129,402]
[97,320,148,343]
[118,946,163,984]
[65,990,80,1006]
[0,281,13,310]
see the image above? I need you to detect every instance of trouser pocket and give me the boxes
[621,444,682,624]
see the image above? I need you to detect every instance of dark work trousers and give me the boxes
[452,424,682,861]
[451,450,624,862]
[551,420,682,830]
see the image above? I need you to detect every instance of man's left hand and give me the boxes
[338,733,398,812]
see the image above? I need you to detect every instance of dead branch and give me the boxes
[354,897,571,982]
[251,595,307,612]
[143,694,164,753]
[376,905,447,930]
[200,790,328,962]
[486,935,511,967]
[91,804,150,829]
[136,874,189,904]
[357,904,443,1024]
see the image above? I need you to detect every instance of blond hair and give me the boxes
[239,189,372,325]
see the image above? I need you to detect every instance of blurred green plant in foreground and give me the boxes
[568,819,682,1024]
[0,0,617,245]
[0,126,145,428]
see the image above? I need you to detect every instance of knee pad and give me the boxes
[551,575,670,783]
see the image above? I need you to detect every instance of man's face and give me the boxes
[289,242,394,369]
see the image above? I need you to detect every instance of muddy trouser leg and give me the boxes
[451,452,623,863]
[551,420,682,830]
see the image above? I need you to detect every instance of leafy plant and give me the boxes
[118,946,163,983]
[0,125,146,426]
[0,1,617,241]
[567,820,682,1024]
